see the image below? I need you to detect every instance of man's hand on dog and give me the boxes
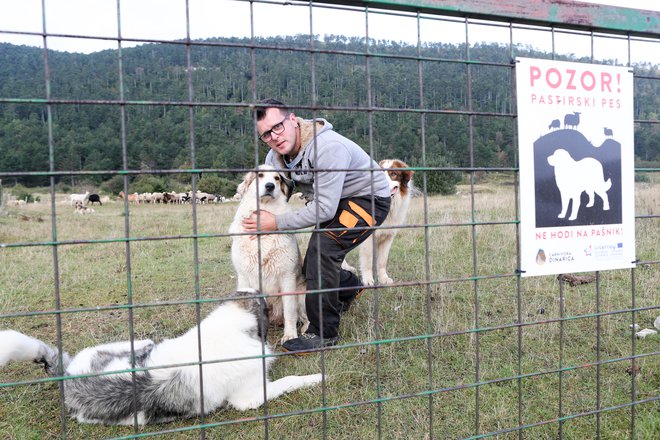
[242,210,277,239]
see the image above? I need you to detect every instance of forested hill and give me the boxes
[0,36,658,188]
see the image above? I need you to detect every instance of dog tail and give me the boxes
[0,330,70,375]
[603,178,612,191]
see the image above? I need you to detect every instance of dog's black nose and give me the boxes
[265,182,275,192]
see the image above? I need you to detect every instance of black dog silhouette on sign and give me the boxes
[534,114,622,228]
[546,149,611,221]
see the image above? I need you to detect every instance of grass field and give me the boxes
[0,175,658,439]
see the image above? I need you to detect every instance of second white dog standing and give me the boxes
[229,165,309,343]
[343,159,415,286]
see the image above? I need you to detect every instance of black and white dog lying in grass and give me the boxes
[0,289,321,425]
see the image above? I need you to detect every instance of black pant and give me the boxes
[304,195,391,339]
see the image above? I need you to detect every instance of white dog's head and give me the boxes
[379,159,414,198]
[547,149,572,167]
[237,164,291,202]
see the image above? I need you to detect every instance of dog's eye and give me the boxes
[274,175,280,181]
[258,173,264,178]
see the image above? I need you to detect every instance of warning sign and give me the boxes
[516,57,636,277]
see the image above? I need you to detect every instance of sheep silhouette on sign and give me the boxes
[547,149,611,221]
[604,127,613,138]
[563,112,581,129]
[548,119,560,131]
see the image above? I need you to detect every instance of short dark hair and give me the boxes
[256,99,288,120]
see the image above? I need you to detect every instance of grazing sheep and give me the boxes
[119,191,140,204]
[604,127,613,137]
[127,193,140,204]
[184,191,209,204]
[163,192,177,204]
[149,193,164,204]
[563,112,581,130]
[195,191,210,204]
[139,193,152,204]
[69,191,90,206]
[548,119,560,130]
[87,194,102,205]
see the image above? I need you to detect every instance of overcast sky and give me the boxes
[0,0,658,64]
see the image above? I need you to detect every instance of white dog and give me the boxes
[229,165,308,343]
[343,159,414,286]
[547,149,611,221]
[0,290,321,425]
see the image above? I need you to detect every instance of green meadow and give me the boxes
[1,175,658,439]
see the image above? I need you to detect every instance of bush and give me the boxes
[414,157,461,195]
[100,175,127,195]
[9,184,36,203]
[131,176,168,194]
[100,175,190,195]
[197,174,240,197]
[55,182,72,194]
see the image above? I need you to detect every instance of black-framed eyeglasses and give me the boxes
[259,114,290,143]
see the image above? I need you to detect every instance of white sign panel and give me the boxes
[516,57,636,277]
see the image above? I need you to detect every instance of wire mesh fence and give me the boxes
[0,0,658,439]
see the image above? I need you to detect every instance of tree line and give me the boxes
[0,36,657,195]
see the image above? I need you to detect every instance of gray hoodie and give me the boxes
[265,117,389,230]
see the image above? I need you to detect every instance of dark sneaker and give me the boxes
[281,333,339,355]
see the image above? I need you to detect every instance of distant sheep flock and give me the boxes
[67,190,237,206]
[5,190,237,209]
[117,190,237,205]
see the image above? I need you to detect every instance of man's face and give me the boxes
[257,108,298,157]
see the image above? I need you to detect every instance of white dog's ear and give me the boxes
[273,171,294,201]
[281,176,294,201]
[236,181,246,196]
[237,172,256,196]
